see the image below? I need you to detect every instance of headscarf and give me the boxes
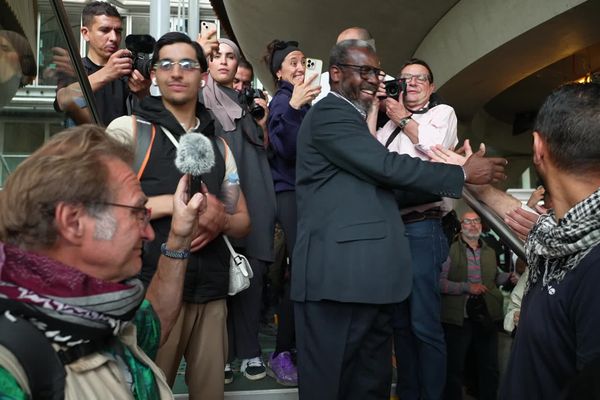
[202,73,242,132]
[201,39,244,132]
[218,38,241,60]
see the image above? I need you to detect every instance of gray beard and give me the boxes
[349,98,370,115]
[335,86,370,116]
[462,232,481,242]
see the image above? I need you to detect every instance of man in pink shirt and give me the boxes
[376,58,457,400]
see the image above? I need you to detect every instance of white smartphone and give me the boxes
[304,58,323,89]
[200,21,217,39]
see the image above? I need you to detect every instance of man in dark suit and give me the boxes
[291,39,507,400]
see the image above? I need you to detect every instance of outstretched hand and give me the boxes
[429,139,507,185]
[428,139,484,166]
[462,146,507,185]
[505,207,542,241]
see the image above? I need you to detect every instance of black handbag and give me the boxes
[466,295,496,332]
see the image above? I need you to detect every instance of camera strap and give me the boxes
[240,113,268,149]
[405,93,445,114]
[384,126,403,148]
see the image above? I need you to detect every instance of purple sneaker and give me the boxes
[267,351,298,386]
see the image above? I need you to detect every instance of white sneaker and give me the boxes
[241,356,266,380]
[224,363,234,384]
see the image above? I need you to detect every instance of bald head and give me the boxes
[337,27,374,45]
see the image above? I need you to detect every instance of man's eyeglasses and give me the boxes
[336,63,385,80]
[461,218,481,226]
[399,73,430,83]
[154,59,201,72]
[97,202,152,227]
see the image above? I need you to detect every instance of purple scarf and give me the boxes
[0,242,144,347]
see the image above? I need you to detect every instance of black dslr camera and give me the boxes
[241,88,267,120]
[125,34,156,79]
[383,78,407,100]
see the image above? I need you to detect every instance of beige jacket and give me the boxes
[0,323,173,399]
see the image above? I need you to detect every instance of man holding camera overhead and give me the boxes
[376,58,458,400]
[53,1,151,126]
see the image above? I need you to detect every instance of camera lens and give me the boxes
[384,80,400,100]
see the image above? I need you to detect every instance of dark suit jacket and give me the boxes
[291,93,464,304]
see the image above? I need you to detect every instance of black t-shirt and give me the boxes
[55,57,129,126]
[501,244,600,399]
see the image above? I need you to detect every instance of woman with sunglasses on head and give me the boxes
[262,39,321,387]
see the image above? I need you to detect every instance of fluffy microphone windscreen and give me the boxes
[175,133,215,176]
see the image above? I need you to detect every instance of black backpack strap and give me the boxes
[384,126,403,148]
[132,115,156,179]
[0,312,65,400]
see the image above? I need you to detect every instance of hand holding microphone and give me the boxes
[174,132,228,251]
[175,132,215,201]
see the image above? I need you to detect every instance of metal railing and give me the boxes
[462,187,526,261]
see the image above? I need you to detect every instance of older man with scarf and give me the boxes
[0,125,206,399]
[202,38,277,382]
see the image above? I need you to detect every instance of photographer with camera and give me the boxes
[233,59,254,93]
[260,39,321,387]
[54,1,151,126]
[375,58,458,400]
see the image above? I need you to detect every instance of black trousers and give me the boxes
[227,257,268,361]
[443,320,499,400]
[275,191,297,353]
[295,300,394,400]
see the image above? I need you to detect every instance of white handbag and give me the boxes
[223,235,253,296]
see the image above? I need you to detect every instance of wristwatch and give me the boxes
[160,243,190,259]
[398,115,412,130]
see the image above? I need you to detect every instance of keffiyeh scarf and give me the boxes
[525,187,600,293]
[0,243,144,349]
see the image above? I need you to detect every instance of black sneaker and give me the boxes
[241,356,266,380]
[224,363,234,384]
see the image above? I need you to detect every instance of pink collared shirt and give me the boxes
[376,103,458,214]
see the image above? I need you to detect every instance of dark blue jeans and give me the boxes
[394,219,448,400]
[443,320,499,400]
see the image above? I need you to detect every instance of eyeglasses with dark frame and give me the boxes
[399,73,431,83]
[95,202,152,227]
[336,63,385,80]
[154,58,201,72]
